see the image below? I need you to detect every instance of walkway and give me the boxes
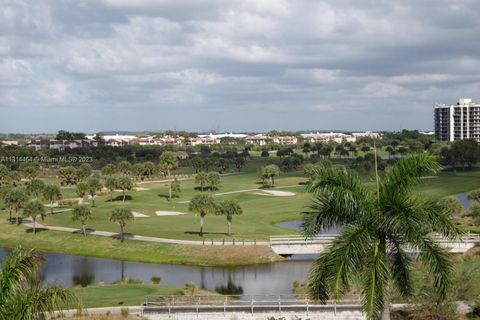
[21,218,269,246]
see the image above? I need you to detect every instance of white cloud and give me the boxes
[39,80,72,106]
[0,58,32,87]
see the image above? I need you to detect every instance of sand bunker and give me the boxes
[155,211,186,216]
[134,187,149,191]
[132,211,149,218]
[257,190,296,197]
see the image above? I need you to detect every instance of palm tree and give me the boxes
[72,204,93,236]
[110,207,134,242]
[86,176,102,207]
[42,184,63,215]
[159,151,178,201]
[216,199,243,236]
[22,200,46,234]
[188,194,217,236]
[76,163,92,182]
[117,161,132,176]
[302,153,459,320]
[195,172,208,192]
[104,175,118,201]
[101,163,116,176]
[116,176,133,202]
[75,181,88,204]
[207,172,221,191]
[4,188,28,225]
[0,247,78,318]
[263,164,280,186]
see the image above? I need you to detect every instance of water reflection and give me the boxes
[0,248,312,296]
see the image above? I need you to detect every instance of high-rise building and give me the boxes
[434,98,480,142]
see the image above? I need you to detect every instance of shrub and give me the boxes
[151,276,161,285]
[120,307,129,318]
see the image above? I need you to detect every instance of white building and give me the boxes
[434,98,480,142]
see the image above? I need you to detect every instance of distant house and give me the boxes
[26,139,97,151]
[246,134,269,146]
[176,151,189,160]
[271,136,298,145]
[301,132,356,144]
[0,140,19,147]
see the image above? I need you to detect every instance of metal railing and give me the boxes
[269,233,480,247]
[142,294,361,316]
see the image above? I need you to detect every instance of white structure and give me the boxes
[434,98,480,142]
[246,134,269,145]
[197,133,247,139]
[301,132,355,144]
[271,136,298,145]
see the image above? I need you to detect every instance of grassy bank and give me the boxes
[0,220,281,267]
[75,284,182,308]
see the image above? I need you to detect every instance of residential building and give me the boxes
[434,98,480,142]
[271,136,298,145]
[301,132,355,144]
[0,140,19,147]
[246,134,269,145]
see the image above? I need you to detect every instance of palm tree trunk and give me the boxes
[83,223,87,236]
[50,201,54,214]
[120,225,124,242]
[381,300,391,320]
[92,195,95,207]
[33,218,36,235]
[227,220,231,236]
[200,216,204,236]
[8,209,12,222]
[15,208,19,226]
[122,190,126,202]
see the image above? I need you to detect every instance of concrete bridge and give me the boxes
[269,234,480,255]
[141,295,364,320]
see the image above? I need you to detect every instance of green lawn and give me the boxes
[44,163,309,241]
[74,284,182,308]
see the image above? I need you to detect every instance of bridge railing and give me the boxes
[142,294,361,315]
[269,233,480,247]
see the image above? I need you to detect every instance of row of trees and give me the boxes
[188,194,242,236]
[194,172,221,191]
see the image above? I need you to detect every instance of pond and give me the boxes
[0,248,314,296]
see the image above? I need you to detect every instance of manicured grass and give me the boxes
[44,163,309,241]
[75,284,182,308]
[0,219,281,266]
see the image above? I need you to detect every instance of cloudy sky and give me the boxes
[1,0,479,133]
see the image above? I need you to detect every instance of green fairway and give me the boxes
[43,164,309,241]
[74,284,182,308]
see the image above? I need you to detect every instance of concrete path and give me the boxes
[21,218,269,246]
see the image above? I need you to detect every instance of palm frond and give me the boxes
[0,247,41,298]
[380,153,439,199]
[362,240,389,320]
[408,235,452,301]
[388,236,412,297]
[302,166,373,237]
[308,225,370,301]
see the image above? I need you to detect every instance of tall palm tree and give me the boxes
[110,207,134,242]
[85,176,102,207]
[26,178,46,200]
[195,172,208,192]
[302,153,459,320]
[159,151,178,201]
[215,199,243,236]
[188,194,217,236]
[4,188,28,225]
[22,200,46,235]
[0,163,9,186]
[104,175,118,201]
[72,204,93,236]
[116,176,133,202]
[0,246,78,318]
[43,184,63,215]
[75,181,88,204]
